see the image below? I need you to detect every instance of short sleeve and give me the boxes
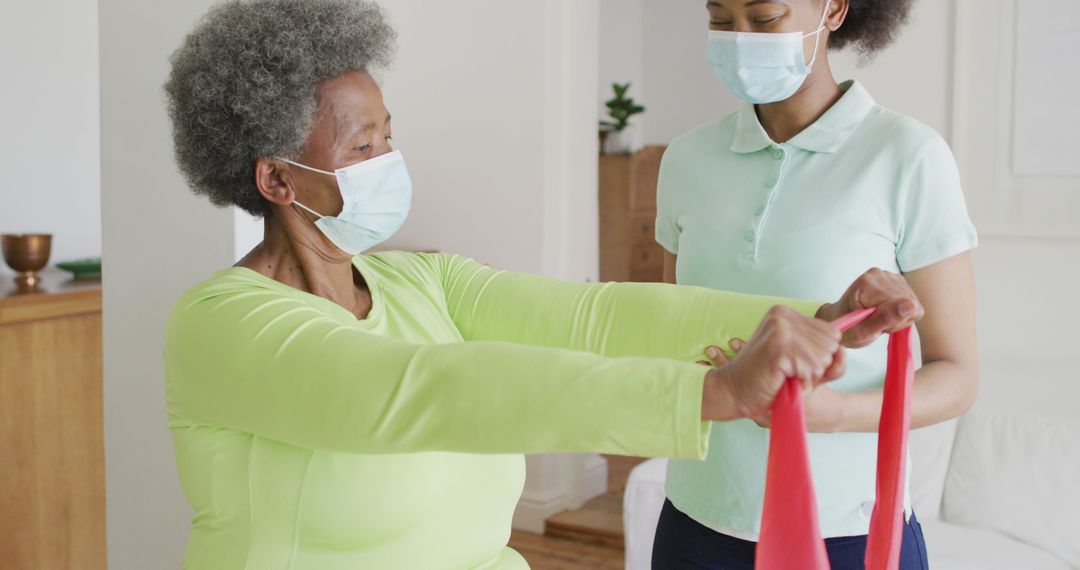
[895,135,979,272]
[655,149,681,254]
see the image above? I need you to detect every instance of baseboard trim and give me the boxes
[580,453,608,504]
[512,491,568,534]
[512,454,610,533]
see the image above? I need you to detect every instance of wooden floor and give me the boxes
[509,455,647,569]
[545,492,625,548]
[509,530,623,570]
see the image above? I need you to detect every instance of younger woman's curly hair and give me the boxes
[164,0,397,217]
[829,0,914,59]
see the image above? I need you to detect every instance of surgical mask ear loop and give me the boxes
[278,157,335,176]
[803,0,831,69]
[292,199,325,219]
[276,157,334,218]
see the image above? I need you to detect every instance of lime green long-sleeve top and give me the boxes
[163,252,820,569]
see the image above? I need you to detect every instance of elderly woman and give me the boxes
[162,1,922,568]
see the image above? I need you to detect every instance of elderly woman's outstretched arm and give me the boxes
[430,253,822,362]
[164,268,714,459]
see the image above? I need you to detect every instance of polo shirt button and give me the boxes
[772,148,784,159]
[754,206,765,216]
[744,231,755,243]
[766,176,778,188]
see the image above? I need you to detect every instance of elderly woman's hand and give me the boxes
[701,306,844,422]
[816,268,924,349]
[699,343,847,432]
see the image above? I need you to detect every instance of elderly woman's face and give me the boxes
[290,70,393,216]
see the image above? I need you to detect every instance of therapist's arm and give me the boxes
[825,252,979,432]
[706,253,977,432]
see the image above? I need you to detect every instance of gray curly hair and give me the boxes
[164,0,397,217]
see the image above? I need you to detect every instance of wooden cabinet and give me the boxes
[598,146,667,283]
[0,273,106,570]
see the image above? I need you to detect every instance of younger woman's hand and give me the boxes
[817,268,924,348]
[696,338,745,368]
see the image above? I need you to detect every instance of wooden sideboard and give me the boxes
[598,145,667,283]
[0,271,106,570]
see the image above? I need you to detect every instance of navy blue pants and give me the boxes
[651,499,930,570]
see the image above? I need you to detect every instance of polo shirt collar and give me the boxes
[730,80,875,155]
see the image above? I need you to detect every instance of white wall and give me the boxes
[640,0,743,145]
[973,237,1080,417]
[378,1,598,283]
[598,0,646,150]
[599,0,644,110]
[600,0,1080,410]
[378,0,603,532]
[99,0,236,566]
[825,0,955,138]
[0,0,101,275]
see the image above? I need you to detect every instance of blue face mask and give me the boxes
[280,150,412,255]
[706,2,829,104]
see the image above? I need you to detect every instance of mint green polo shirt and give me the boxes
[656,80,978,540]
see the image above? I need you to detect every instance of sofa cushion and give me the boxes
[909,418,958,521]
[623,458,668,570]
[942,411,1080,567]
[920,519,1070,570]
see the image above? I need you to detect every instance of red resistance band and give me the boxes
[755,308,915,570]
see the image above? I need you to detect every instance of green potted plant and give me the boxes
[599,82,645,155]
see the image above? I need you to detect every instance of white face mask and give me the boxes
[707,1,830,104]
[280,150,412,255]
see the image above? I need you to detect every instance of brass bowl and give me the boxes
[1,234,53,292]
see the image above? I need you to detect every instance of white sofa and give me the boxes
[624,359,1080,569]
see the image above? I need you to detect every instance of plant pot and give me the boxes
[603,125,639,155]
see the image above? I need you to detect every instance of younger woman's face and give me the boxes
[706,0,833,69]
[706,0,825,34]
